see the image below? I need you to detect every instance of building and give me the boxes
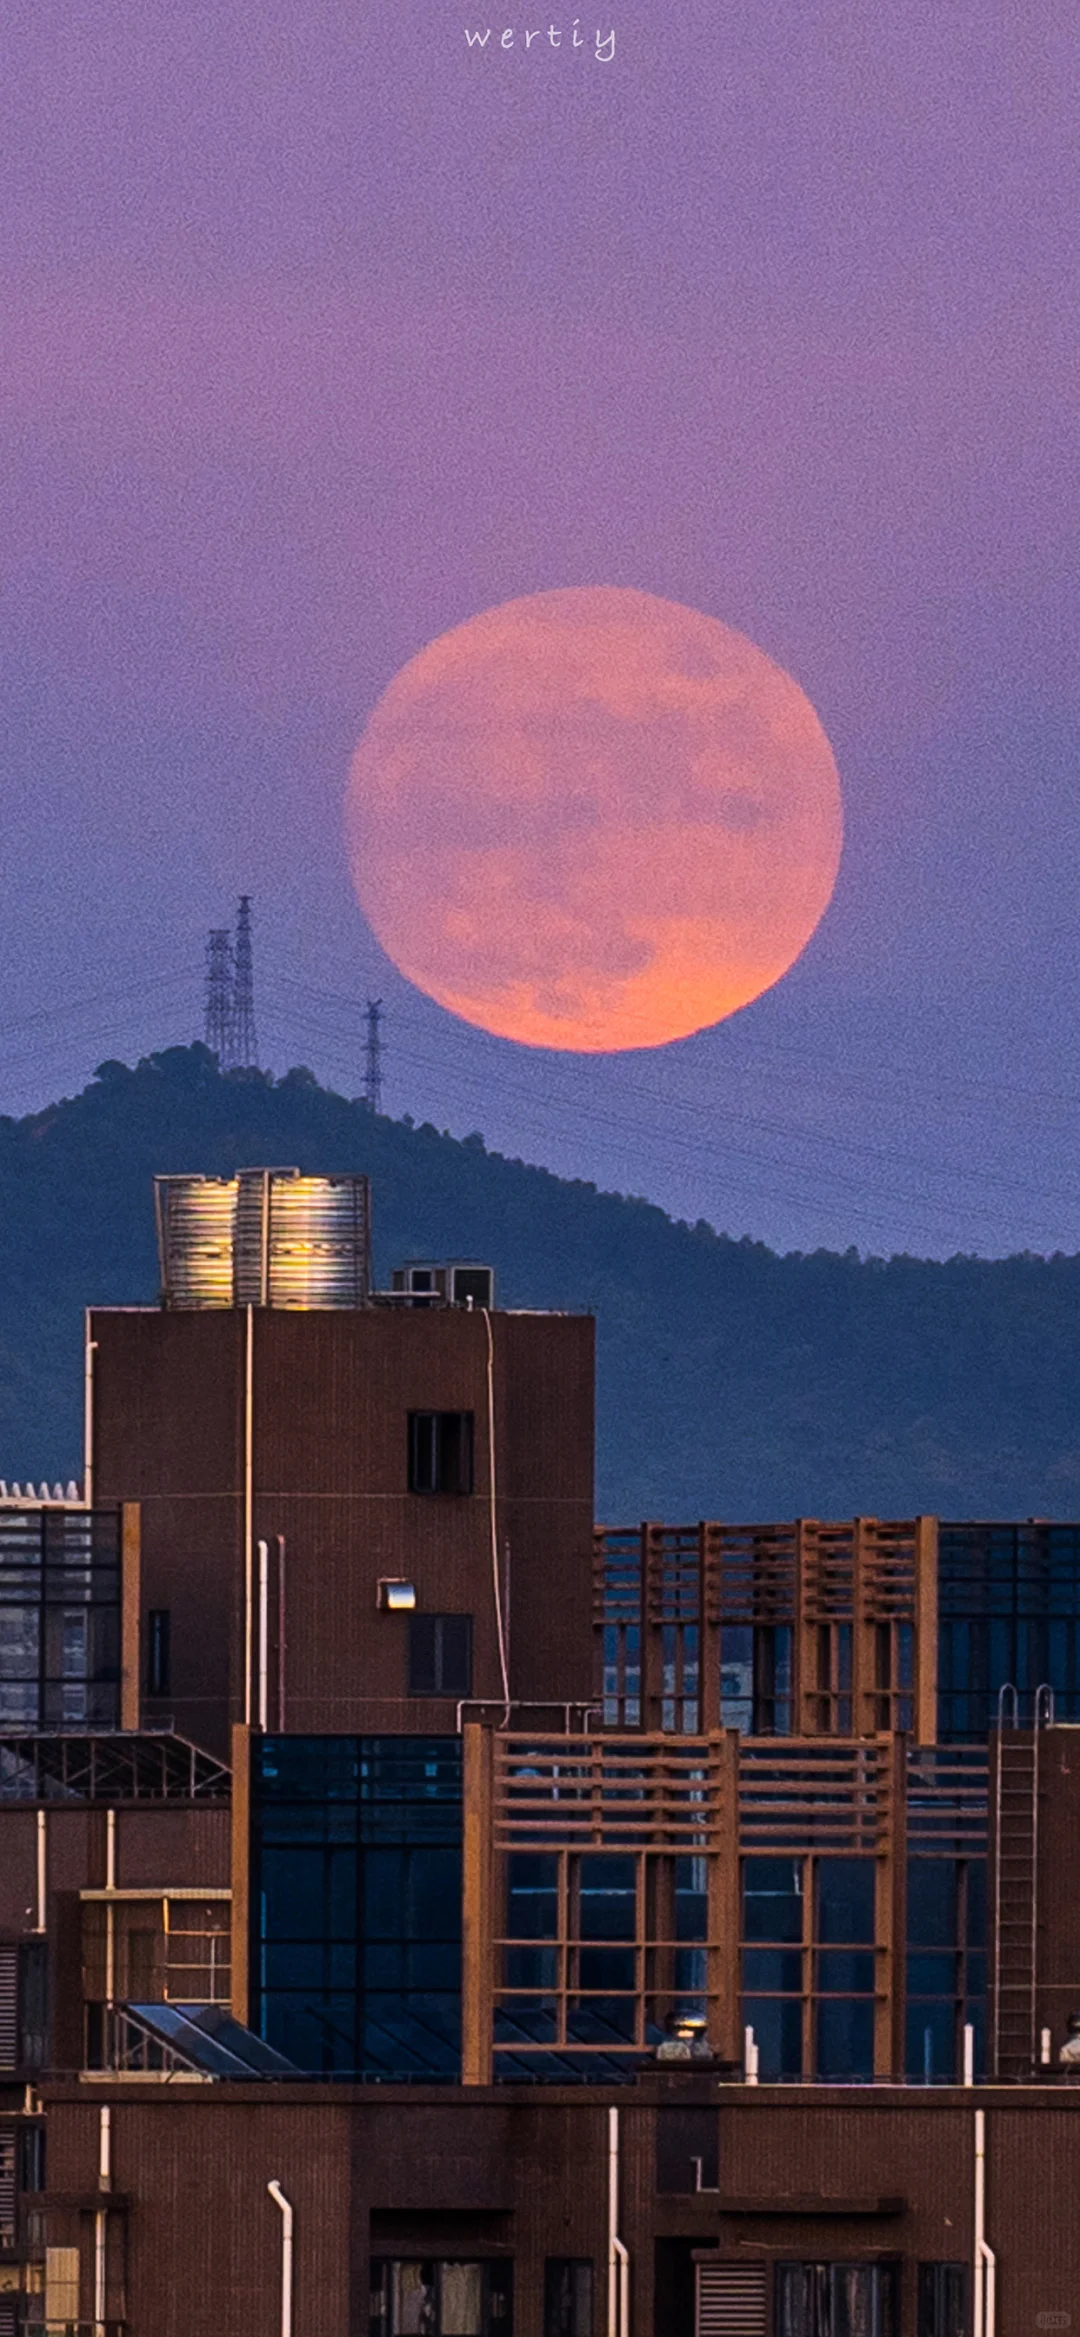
[2,1169,1080,2336]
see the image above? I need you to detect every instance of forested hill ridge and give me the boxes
[3,1043,1080,1522]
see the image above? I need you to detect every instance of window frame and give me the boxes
[543,2259,593,2337]
[408,1613,474,1699]
[407,1411,475,1497]
[370,2256,512,2337]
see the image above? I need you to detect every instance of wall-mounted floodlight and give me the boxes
[378,1579,417,1611]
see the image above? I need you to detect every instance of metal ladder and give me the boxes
[992,1681,1053,2076]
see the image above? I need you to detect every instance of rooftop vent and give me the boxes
[155,1171,371,1310]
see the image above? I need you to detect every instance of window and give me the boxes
[409,1615,473,1698]
[0,1508,121,1731]
[370,2259,511,2337]
[742,1856,804,2079]
[17,2123,45,2196]
[720,1625,793,1734]
[905,1859,986,2081]
[918,2265,968,2337]
[775,2262,898,2337]
[814,1860,875,2080]
[147,1609,171,1697]
[544,2262,592,2337]
[408,1412,475,1496]
[18,1939,47,2073]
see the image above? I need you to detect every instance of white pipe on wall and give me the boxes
[244,1305,254,1727]
[94,2105,111,2336]
[105,1809,117,2009]
[607,2108,628,2337]
[258,1540,270,1732]
[35,1809,46,1933]
[973,2108,997,2337]
[267,2179,294,2337]
[83,1319,98,1506]
[963,2022,975,2087]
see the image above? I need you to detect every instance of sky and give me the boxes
[2,0,1080,1258]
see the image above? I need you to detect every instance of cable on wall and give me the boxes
[482,1308,512,1726]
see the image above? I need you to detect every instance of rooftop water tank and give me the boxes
[155,1171,371,1308]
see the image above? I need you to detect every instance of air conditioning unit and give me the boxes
[448,1263,494,1309]
[390,1261,495,1309]
[392,1263,447,1307]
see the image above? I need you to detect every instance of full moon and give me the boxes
[345,586,843,1053]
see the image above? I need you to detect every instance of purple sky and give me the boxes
[2,0,1079,1256]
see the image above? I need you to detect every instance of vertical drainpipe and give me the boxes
[83,1316,98,1506]
[104,1808,116,1999]
[35,1810,46,1933]
[244,1305,254,1727]
[974,2108,997,2337]
[258,1542,270,1732]
[267,2180,294,2337]
[607,2108,629,2337]
[95,2103,111,2336]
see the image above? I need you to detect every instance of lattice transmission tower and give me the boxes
[204,929,235,1067]
[232,896,258,1069]
[364,999,384,1114]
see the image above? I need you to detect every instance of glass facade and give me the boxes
[492,1847,709,2078]
[741,1853,987,2082]
[251,1735,462,2079]
[938,1522,1080,1736]
[0,1508,121,1730]
[905,1858,986,2080]
[741,1856,878,2082]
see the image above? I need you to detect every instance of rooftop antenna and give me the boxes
[364,999,384,1115]
[204,929,235,1068]
[233,896,258,1069]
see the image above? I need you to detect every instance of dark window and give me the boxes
[775,2261,898,2337]
[544,2261,592,2337]
[905,1859,987,2081]
[409,1615,473,1698]
[147,1608,171,1697]
[918,2265,968,2337]
[720,1624,793,1734]
[408,1412,475,1496]
[16,2125,45,2194]
[17,1939,47,2073]
[370,2259,511,2337]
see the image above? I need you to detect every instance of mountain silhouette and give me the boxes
[2,1043,1079,1521]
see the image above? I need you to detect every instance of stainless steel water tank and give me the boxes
[155,1171,371,1307]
